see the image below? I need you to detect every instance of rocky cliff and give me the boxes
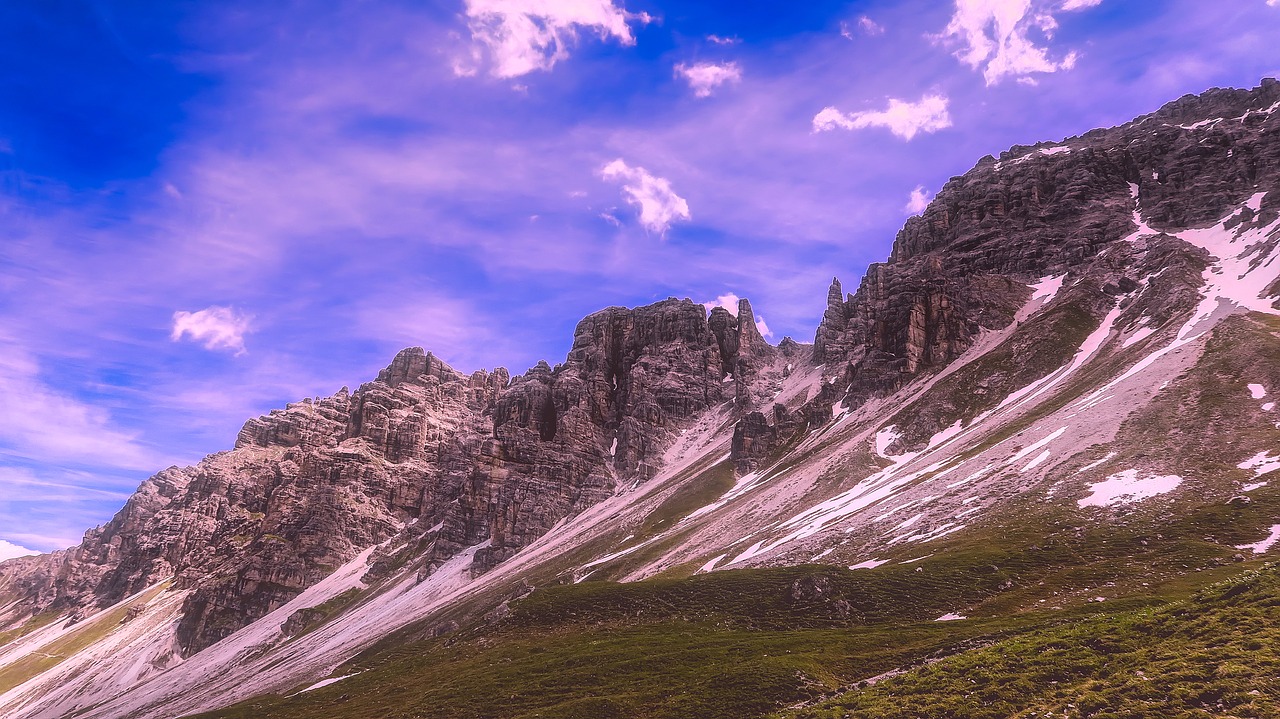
[2,80,1280,719]
[805,79,1280,446]
[0,297,779,655]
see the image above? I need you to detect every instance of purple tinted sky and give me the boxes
[1,0,1278,555]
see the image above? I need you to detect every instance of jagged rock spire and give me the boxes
[812,277,847,365]
[735,298,772,355]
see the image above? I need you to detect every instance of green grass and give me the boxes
[190,538,1268,719]
[0,583,168,694]
[781,565,1280,719]
[633,459,736,539]
[283,588,365,640]
[0,611,60,649]
[195,590,1044,719]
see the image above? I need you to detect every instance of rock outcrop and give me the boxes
[0,301,780,655]
[813,79,1280,412]
[3,79,1279,671]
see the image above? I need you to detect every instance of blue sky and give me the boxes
[1,0,1278,557]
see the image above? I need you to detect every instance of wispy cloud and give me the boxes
[813,94,952,140]
[675,61,743,98]
[937,0,1100,85]
[599,159,691,235]
[706,34,739,45]
[856,15,886,36]
[459,0,649,78]
[0,465,140,552]
[171,306,252,354]
[905,185,932,214]
[0,343,160,471]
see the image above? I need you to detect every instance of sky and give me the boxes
[1,0,1278,558]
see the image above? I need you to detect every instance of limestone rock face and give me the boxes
[0,299,777,655]
[3,79,1278,673]
[812,79,1280,408]
[731,404,803,474]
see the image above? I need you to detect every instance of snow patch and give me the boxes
[1029,274,1066,303]
[1178,117,1223,130]
[297,672,361,694]
[1249,383,1268,399]
[1006,427,1067,466]
[1078,469,1183,507]
[1125,183,1158,241]
[1122,324,1156,348]
[699,553,727,572]
[874,426,902,458]
[1075,452,1117,474]
[1236,524,1280,554]
[1021,449,1052,472]
[849,558,888,570]
[580,535,663,571]
[1238,451,1280,479]
[935,613,966,622]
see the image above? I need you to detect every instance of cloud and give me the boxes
[706,34,739,45]
[858,16,886,36]
[0,345,159,471]
[905,185,932,214]
[938,0,1098,85]
[675,61,743,98]
[702,293,772,338]
[813,94,952,140]
[840,18,884,40]
[703,292,743,315]
[0,465,140,552]
[0,539,37,561]
[461,0,649,78]
[599,159,691,235]
[171,306,252,354]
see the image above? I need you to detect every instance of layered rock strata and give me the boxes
[0,299,778,654]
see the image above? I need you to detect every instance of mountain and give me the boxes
[2,80,1280,719]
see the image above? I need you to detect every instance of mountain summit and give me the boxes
[3,80,1280,719]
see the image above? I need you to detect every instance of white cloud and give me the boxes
[171,306,252,354]
[938,0,1096,85]
[706,34,739,45]
[461,0,650,78]
[905,185,932,214]
[0,539,37,561]
[858,15,886,35]
[813,94,952,140]
[599,159,691,235]
[703,292,742,315]
[675,61,743,98]
[702,293,772,338]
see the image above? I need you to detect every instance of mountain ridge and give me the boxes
[2,79,1280,719]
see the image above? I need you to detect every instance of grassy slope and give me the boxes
[192,539,1278,719]
[193,312,1280,719]
[0,583,169,695]
[782,565,1280,719]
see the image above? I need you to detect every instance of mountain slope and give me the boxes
[2,80,1280,719]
